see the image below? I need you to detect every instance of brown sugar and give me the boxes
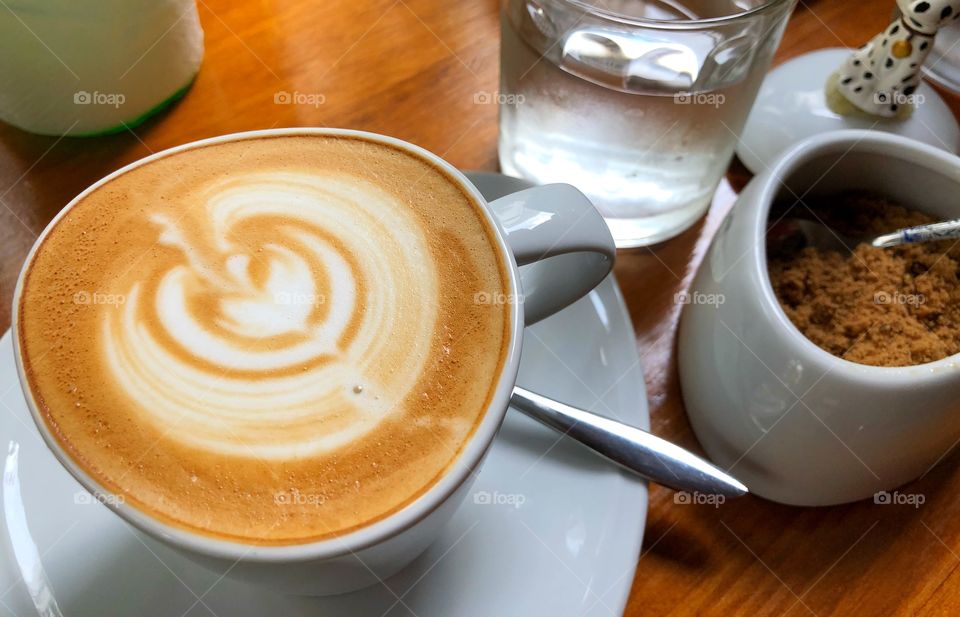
[767,191,960,367]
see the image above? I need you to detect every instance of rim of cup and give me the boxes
[11,127,525,562]
[560,0,794,29]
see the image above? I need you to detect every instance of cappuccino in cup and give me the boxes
[16,134,512,545]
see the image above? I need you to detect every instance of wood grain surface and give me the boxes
[1,1,958,615]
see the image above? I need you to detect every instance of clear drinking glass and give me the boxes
[499,0,796,247]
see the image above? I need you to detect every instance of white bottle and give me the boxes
[0,0,204,136]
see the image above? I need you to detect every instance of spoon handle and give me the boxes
[872,219,960,248]
[509,387,748,498]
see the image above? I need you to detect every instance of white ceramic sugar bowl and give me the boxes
[679,130,960,506]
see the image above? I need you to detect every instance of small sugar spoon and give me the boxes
[771,217,960,254]
[510,387,748,498]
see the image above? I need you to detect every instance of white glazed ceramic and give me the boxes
[680,129,960,506]
[10,130,616,595]
[924,21,960,95]
[736,49,960,174]
[0,175,647,616]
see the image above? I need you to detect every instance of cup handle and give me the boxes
[487,184,616,325]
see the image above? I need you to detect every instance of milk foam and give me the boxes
[18,134,511,544]
[103,172,439,458]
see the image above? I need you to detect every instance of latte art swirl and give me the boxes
[19,134,511,545]
[104,172,439,458]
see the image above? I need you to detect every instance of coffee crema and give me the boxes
[17,134,512,545]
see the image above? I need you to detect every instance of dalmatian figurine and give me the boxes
[831,0,960,118]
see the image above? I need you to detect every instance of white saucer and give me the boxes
[737,48,960,174]
[0,172,648,617]
[924,21,960,94]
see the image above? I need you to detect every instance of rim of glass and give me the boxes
[558,0,794,28]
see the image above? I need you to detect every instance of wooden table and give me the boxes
[1,1,957,615]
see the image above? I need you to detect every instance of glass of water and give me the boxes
[499,0,796,247]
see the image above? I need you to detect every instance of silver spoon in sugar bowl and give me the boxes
[770,217,960,255]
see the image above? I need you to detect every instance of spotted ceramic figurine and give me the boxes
[832,0,960,118]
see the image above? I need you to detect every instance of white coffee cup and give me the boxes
[12,128,615,595]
